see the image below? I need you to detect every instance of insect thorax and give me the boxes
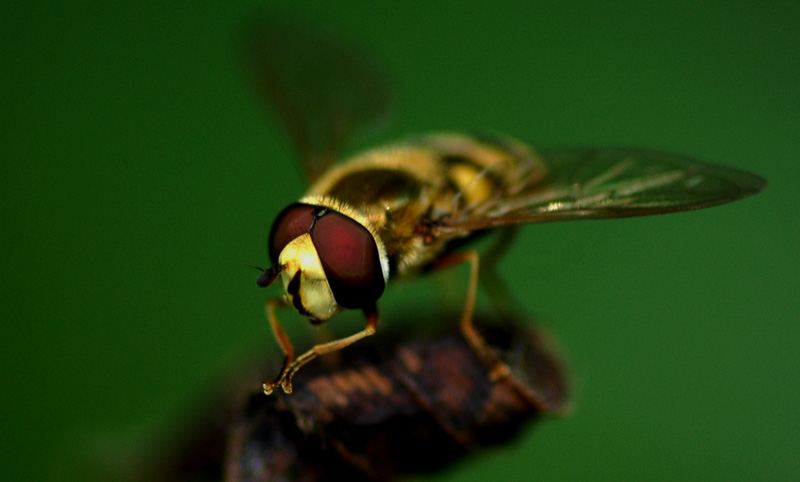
[305,133,543,276]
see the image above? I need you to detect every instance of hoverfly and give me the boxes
[246,19,766,395]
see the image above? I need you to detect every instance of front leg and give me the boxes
[265,306,380,395]
[262,298,295,395]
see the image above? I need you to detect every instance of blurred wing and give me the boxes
[440,148,766,232]
[246,19,392,182]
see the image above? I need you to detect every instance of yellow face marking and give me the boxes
[278,233,340,320]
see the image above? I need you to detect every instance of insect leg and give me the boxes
[277,307,380,394]
[263,298,295,395]
[479,226,526,323]
[431,250,511,382]
[433,250,554,410]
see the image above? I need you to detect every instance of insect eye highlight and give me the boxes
[268,203,317,263]
[311,211,385,309]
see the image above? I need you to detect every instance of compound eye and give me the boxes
[268,203,316,264]
[311,211,385,309]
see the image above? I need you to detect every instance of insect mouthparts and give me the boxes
[256,265,283,288]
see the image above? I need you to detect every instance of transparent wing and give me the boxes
[245,18,392,182]
[439,148,767,233]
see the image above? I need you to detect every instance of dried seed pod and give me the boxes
[137,314,567,482]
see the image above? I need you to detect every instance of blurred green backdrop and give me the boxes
[2,1,798,481]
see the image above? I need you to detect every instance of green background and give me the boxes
[3,1,798,481]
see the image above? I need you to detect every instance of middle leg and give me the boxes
[431,250,510,381]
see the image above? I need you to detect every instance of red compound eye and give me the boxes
[268,203,317,264]
[311,211,385,309]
